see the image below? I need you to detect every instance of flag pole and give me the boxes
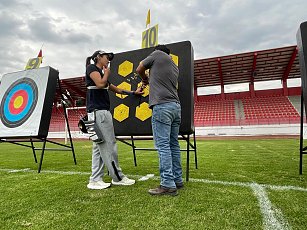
[38,43,44,63]
[146,9,150,29]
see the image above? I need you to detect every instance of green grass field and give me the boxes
[1,138,307,229]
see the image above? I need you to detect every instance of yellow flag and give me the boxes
[146,9,150,28]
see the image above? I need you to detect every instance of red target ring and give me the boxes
[9,90,28,115]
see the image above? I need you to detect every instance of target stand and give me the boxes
[116,132,197,182]
[297,21,307,174]
[0,66,76,172]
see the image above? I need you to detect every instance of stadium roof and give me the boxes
[58,76,86,98]
[57,45,301,102]
[194,45,300,87]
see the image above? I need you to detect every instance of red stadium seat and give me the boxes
[194,95,300,127]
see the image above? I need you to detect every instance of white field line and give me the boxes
[0,168,89,175]
[251,183,291,230]
[188,178,307,192]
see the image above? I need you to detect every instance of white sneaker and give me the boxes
[87,181,111,190]
[112,176,135,186]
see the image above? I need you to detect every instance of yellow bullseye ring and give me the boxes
[13,96,24,109]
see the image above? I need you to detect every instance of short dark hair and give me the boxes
[154,44,170,55]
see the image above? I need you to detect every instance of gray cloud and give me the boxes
[26,16,92,44]
[0,0,307,79]
[0,13,22,37]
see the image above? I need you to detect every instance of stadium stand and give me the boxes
[194,94,300,127]
[49,107,65,132]
[193,45,301,127]
[242,95,300,124]
[194,99,236,126]
[49,107,86,132]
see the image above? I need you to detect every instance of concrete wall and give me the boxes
[195,124,301,136]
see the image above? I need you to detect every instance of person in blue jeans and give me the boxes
[136,44,183,196]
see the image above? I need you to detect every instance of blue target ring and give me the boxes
[0,78,38,128]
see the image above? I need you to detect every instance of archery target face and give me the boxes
[0,66,57,138]
[0,78,38,128]
[109,41,194,135]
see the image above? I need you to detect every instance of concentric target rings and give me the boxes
[0,78,38,128]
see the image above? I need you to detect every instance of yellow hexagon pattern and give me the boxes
[116,82,131,99]
[135,102,152,121]
[137,82,150,97]
[118,60,133,77]
[170,54,179,66]
[113,104,129,122]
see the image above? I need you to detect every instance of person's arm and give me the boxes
[136,62,149,88]
[89,66,110,88]
[109,84,143,95]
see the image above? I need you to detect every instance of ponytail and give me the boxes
[86,56,92,67]
[86,55,99,67]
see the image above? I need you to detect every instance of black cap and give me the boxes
[91,50,114,61]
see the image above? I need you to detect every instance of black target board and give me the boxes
[109,41,194,136]
[0,66,58,138]
[297,21,307,117]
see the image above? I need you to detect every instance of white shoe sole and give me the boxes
[111,180,135,186]
[87,183,111,190]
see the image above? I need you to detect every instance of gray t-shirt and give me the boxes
[142,50,180,108]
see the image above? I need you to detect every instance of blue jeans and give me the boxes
[152,102,183,189]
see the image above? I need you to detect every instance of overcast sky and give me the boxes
[1,0,307,80]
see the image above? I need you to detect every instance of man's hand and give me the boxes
[136,61,149,84]
[141,77,149,86]
[134,87,144,95]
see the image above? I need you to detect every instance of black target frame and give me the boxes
[297,21,307,174]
